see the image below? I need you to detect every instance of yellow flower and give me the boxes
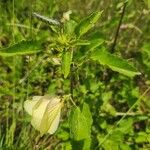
[24,95,62,135]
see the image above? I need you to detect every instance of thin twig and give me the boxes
[111,2,127,53]
[99,112,150,117]
[104,2,127,84]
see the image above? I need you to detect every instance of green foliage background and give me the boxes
[0,0,150,149]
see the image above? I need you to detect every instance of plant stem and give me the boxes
[104,2,127,84]
[70,63,74,100]
[69,48,75,100]
[111,2,127,53]
[99,112,150,117]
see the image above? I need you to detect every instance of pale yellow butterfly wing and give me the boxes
[48,109,61,134]
[24,95,62,135]
[24,96,42,115]
[31,98,50,133]
[40,97,62,134]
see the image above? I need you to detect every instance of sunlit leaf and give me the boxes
[69,107,89,141]
[91,47,140,77]
[75,11,102,37]
[86,38,104,51]
[82,103,93,132]
[61,49,73,78]
[0,40,42,56]
[135,132,150,143]
[74,40,90,46]
[69,104,92,141]
[63,20,77,35]
[143,0,150,8]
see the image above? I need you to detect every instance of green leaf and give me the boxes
[101,103,116,116]
[81,103,92,149]
[109,130,124,142]
[97,135,119,150]
[62,141,72,150]
[142,43,150,57]
[91,47,140,77]
[82,103,93,132]
[0,40,42,56]
[135,132,150,143]
[75,11,102,37]
[86,38,104,51]
[143,0,150,8]
[69,107,90,141]
[117,118,133,134]
[82,137,92,150]
[119,144,131,150]
[74,40,90,46]
[61,49,73,78]
[63,20,77,35]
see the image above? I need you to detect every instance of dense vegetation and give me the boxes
[0,0,150,149]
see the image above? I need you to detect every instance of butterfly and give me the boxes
[24,95,63,135]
